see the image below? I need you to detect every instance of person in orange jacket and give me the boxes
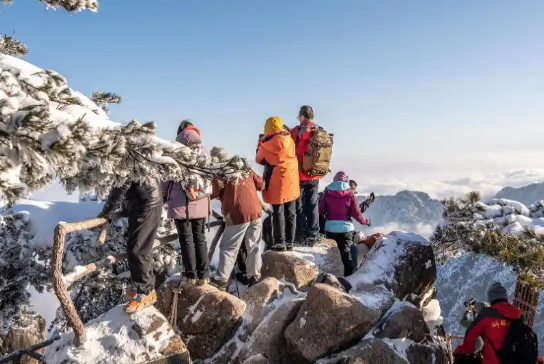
[256,116,300,251]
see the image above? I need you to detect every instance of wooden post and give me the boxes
[513,276,539,328]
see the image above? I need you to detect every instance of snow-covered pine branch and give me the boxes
[0,35,28,58]
[90,91,122,115]
[431,192,544,288]
[0,54,251,204]
[1,0,98,13]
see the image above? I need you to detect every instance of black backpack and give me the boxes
[489,316,538,364]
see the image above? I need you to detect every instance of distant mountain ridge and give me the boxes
[356,190,443,230]
[495,181,544,206]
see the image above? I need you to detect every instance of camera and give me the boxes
[464,298,477,307]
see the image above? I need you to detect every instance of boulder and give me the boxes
[316,338,408,364]
[373,301,429,342]
[242,354,270,364]
[239,298,304,364]
[406,342,450,364]
[241,277,283,334]
[284,284,394,363]
[42,305,190,364]
[0,310,46,364]
[347,231,436,301]
[312,272,350,293]
[156,276,246,360]
[261,251,318,289]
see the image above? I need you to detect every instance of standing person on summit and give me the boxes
[163,124,212,286]
[319,171,370,277]
[257,116,300,251]
[291,105,332,246]
[98,178,163,313]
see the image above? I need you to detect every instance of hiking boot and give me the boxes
[210,277,229,291]
[125,290,136,301]
[125,290,157,314]
[197,278,209,286]
[304,233,324,247]
[248,277,259,288]
[271,242,286,251]
[235,272,249,285]
[285,241,294,251]
[294,235,305,245]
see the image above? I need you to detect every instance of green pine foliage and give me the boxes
[432,192,544,289]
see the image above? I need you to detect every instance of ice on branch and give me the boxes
[0,54,251,203]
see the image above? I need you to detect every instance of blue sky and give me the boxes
[2,0,544,199]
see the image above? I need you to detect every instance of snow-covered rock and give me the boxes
[156,276,246,361]
[43,305,190,364]
[348,231,436,302]
[372,301,429,342]
[260,251,318,289]
[284,283,394,364]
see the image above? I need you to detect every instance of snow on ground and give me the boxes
[43,305,182,364]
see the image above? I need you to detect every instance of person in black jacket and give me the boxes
[98,178,163,313]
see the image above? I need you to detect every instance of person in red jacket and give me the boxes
[454,282,523,364]
[291,105,324,246]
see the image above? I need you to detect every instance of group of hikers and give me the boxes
[96,105,541,364]
[98,105,375,311]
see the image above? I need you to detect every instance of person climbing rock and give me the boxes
[453,282,538,364]
[209,170,265,290]
[257,116,300,252]
[291,105,332,246]
[163,125,211,286]
[319,171,370,276]
[98,178,163,313]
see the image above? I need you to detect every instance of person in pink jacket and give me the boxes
[319,171,370,276]
[163,124,211,285]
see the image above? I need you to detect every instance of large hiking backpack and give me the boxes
[490,317,538,364]
[301,127,333,177]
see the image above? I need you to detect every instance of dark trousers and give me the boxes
[326,231,355,277]
[296,180,320,237]
[237,242,247,275]
[175,218,209,279]
[127,204,162,294]
[272,200,296,245]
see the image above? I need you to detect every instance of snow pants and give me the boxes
[127,204,162,294]
[216,219,263,281]
[175,218,209,279]
[296,180,320,238]
[326,231,355,277]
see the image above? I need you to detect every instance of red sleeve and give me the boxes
[319,193,327,217]
[290,126,298,142]
[252,171,264,191]
[350,193,367,225]
[454,318,487,355]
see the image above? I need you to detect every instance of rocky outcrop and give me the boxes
[260,251,318,289]
[239,298,304,364]
[156,276,246,360]
[43,305,190,364]
[0,310,46,364]
[316,338,408,364]
[373,301,429,342]
[348,231,436,301]
[241,277,283,334]
[284,283,394,363]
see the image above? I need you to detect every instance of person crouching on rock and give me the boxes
[163,125,212,286]
[98,177,163,313]
[319,171,371,277]
[209,170,265,291]
[256,116,300,252]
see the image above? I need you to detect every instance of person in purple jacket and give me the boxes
[163,124,211,285]
[319,171,371,276]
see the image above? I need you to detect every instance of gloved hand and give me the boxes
[97,211,113,223]
[365,219,371,227]
[370,192,376,202]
